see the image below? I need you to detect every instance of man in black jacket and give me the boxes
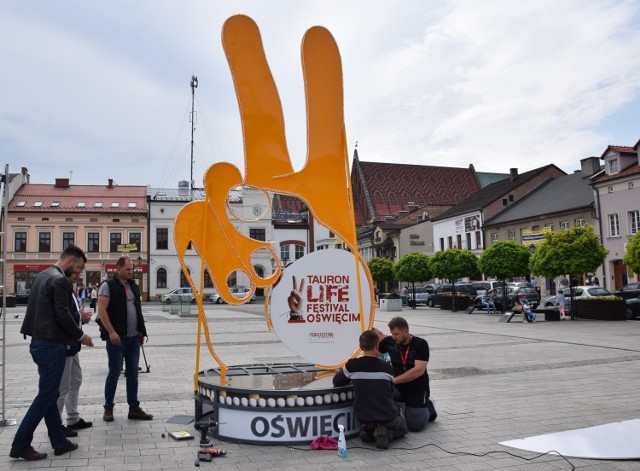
[98,256,152,422]
[333,330,407,449]
[10,246,93,461]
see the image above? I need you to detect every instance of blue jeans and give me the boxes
[104,336,141,410]
[395,402,429,432]
[12,338,68,450]
[482,300,496,311]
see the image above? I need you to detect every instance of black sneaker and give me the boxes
[53,439,78,456]
[374,424,389,449]
[103,407,114,422]
[427,399,438,422]
[128,408,153,420]
[359,429,374,442]
[62,426,78,437]
[67,418,93,430]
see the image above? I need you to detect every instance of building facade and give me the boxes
[8,176,148,297]
[592,141,640,290]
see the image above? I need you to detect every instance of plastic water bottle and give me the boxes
[337,424,347,459]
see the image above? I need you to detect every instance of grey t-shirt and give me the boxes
[98,280,138,337]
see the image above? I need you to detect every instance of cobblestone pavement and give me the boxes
[1,302,639,470]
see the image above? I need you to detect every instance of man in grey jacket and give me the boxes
[10,246,93,461]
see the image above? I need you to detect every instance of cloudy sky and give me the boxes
[1,0,639,188]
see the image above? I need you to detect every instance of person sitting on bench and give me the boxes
[481,291,496,313]
[512,294,535,323]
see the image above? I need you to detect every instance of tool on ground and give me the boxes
[195,417,218,447]
[202,447,227,457]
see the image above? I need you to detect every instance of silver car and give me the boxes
[543,286,611,309]
[160,287,196,304]
[408,286,430,305]
[210,287,257,304]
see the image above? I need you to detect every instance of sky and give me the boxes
[1,0,639,189]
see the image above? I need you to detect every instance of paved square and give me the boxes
[1,302,639,470]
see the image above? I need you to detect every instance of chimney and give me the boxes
[55,178,70,188]
[108,178,114,188]
[580,156,600,177]
[21,167,29,184]
[509,168,518,181]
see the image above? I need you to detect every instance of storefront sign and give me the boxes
[105,264,147,273]
[14,264,51,271]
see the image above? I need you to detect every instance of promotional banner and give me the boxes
[270,250,373,367]
[217,405,358,444]
[522,227,552,246]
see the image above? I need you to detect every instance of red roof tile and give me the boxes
[9,184,148,213]
[600,145,636,159]
[591,163,640,184]
[351,157,480,225]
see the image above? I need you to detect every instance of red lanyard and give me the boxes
[400,341,412,370]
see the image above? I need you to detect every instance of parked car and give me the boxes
[614,282,640,300]
[475,286,540,311]
[626,295,640,320]
[423,284,442,293]
[511,287,541,308]
[508,281,535,289]
[210,287,257,304]
[471,280,506,296]
[426,283,477,307]
[543,286,612,309]
[160,287,196,304]
[15,288,30,305]
[408,286,430,305]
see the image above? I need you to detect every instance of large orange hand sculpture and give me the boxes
[175,15,373,379]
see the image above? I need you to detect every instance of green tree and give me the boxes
[429,249,478,310]
[394,253,432,309]
[623,231,640,275]
[478,241,531,312]
[368,257,395,296]
[529,225,608,317]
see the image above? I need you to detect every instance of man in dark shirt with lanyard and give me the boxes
[374,316,436,431]
[333,330,407,449]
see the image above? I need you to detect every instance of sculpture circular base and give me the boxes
[195,363,356,445]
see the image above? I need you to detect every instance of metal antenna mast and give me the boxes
[190,75,198,196]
